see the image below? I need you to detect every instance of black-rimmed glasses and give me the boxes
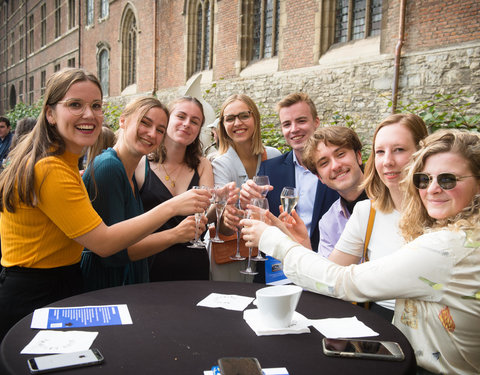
[413,172,478,190]
[57,99,104,116]
[223,111,252,125]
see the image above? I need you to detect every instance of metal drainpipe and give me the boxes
[152,0,158,96]
[78,2,82,68]
[391,0,407,113]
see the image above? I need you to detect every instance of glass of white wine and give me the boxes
[280,187,299,214]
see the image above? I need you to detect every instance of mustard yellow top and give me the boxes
[0,151,102,268]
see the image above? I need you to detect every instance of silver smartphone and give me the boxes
[322,338,405,361]
[27,348,104,374]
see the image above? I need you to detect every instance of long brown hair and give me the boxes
[400,130,480,241]
[0,68,102,212]
[362,113,428,212]
[149,96,204,170]
[217,94,265,156]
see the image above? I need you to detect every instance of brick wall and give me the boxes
[280,0,317,70]
[214,0,240,79]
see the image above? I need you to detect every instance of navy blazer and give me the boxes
[258,151,339,252]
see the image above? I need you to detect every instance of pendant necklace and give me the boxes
[161,163,179,188]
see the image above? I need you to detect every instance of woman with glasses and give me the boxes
[0,69,210,341]
[243,129,480,374]
[81,97,208,291]
[211,94,281,281]
[135,96,214,282]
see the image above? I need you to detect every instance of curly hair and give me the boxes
[400,129,480,241]
[362,113,428,213]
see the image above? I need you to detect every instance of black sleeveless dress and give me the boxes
[139,160,210,281]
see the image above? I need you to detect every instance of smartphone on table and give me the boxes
[218,357,263,375]
[322,338,405,361]
[27,348,104,373]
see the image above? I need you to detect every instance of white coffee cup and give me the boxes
[255,285,303,328]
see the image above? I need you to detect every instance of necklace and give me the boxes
[161,163,180,188]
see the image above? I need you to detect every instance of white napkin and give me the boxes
[243,309,311,336]
[309,316,379,338]
[21,330,98,354]
[197,293,255,311]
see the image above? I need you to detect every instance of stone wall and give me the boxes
[153,40,480,146]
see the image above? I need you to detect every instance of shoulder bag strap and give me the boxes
[361,202,376,263]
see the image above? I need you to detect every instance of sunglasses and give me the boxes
[413,172,478,190]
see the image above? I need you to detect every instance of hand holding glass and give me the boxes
[253,175,270,197]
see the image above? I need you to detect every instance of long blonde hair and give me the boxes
[363,113,428,212]
[400,130,480,241]
[0,68,102,213]
[217,94,265,156]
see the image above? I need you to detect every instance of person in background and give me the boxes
[204,118,219,161]
[0,116,13,165]
[82,97,207,291]
[211,94,281,281]
[0,68,210,341]
[85,126,116,167]
[242,129,480,375]
[10,117,36,150]
[135,96,214,282]
[283,126,366,257]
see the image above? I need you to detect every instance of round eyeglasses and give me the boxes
[57,99,104,116]
[413,172,478,190]
[223,111,252,125]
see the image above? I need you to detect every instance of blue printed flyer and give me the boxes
[30,305,133,329]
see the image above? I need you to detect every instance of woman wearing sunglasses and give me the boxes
[0,69,210,341]
[242,129,480,374]
[211,94,281,281]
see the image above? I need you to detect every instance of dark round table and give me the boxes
[0,281,416,374]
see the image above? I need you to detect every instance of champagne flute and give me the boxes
[211,184,228,243]
[240,206,258,276]
[253,175,270,197]
[249,197,268,262]
[280,187,299,214]
[187,186,206,248]
[229,199,246,261]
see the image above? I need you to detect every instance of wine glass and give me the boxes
[280,187,299,214]
[211,184,228,243]
[240,206,259,276]
[253,175,270,197]
[229,199,246,261]
[249,197,268,262]
[187,186,206,248]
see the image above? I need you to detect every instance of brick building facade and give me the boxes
[0,0,479,134]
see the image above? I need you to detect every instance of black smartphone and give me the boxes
[322,338,405,361]
[27,348,104,374]
[218,357,263,375]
